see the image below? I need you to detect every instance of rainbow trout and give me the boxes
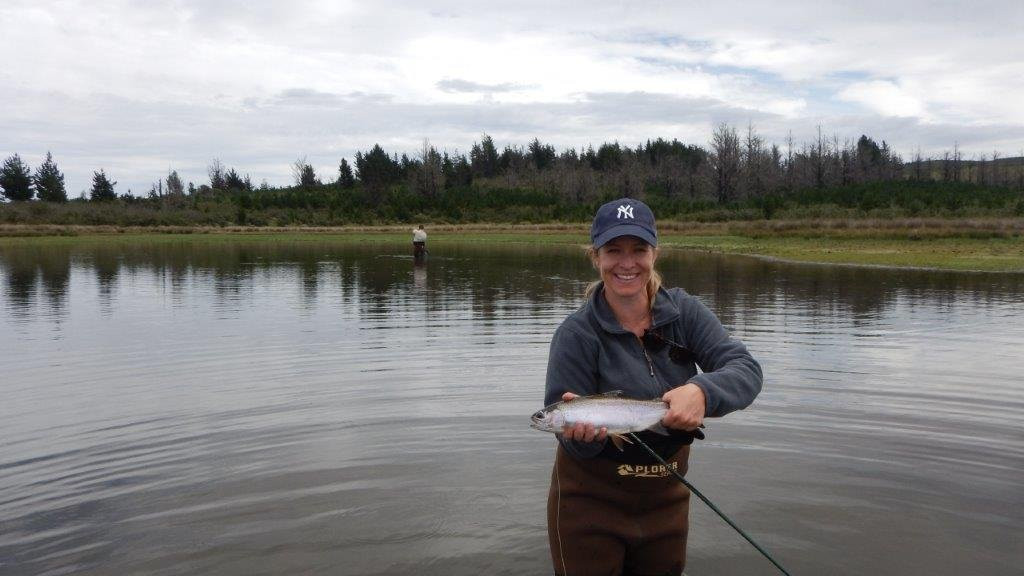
[530,391,670,451]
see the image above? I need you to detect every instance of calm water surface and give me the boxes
[1,238,1022,576]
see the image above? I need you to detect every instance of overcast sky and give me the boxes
[2,0,1023,195]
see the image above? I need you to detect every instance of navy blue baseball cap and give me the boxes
[590,197,658,248]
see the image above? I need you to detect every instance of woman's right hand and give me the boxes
[560,392,608,443]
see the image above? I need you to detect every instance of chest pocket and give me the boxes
[595,333,697,398]
[594,335,659,396]
[648,329,698,388]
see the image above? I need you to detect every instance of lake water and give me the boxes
[1,238,1022,576]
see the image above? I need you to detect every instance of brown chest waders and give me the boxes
[547,444,691,576]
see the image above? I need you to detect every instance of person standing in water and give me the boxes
[412,224,427,258]
[543,197,762,575]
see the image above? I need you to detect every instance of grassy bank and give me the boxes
[2,219,1023,272]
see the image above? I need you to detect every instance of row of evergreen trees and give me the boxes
[4,125,1023,208]
[0,152,116,202]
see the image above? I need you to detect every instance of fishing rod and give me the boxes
[627,432,793,576]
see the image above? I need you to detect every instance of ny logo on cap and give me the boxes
[616,204,634,219]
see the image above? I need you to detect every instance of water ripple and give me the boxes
[2,242,1023,575]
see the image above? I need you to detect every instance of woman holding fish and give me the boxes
[539,197,763,576]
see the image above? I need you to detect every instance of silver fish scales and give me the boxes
[530,392,670,449]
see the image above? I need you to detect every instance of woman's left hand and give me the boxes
[661,383,706,431]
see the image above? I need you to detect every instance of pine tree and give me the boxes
[338,158,355,189]
[225,168,246,192]
[34,151,67,202]
[470,134,499,177]
[300,164,318,189]
[90,169,117,201]
[355,145,400,191]
[0,153,34,201]
[527,138,556,170]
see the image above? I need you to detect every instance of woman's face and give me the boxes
[593,236,657,301]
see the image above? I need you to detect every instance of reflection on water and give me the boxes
[1,239,1023,576]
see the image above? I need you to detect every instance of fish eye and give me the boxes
[532,411,545,420]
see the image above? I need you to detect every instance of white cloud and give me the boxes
[1,0,1022,194]
[838,81,927,119]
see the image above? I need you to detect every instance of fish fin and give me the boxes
[609,434,633,451]
[648,422,671,436]
[595,390,624,398]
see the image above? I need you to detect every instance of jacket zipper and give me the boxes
[639,337,654,377]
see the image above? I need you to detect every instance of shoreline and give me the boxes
[2,221,1023,273]
[3,216,1024,236]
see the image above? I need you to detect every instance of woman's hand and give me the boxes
[661,383,706,431]
[560,392,608,443]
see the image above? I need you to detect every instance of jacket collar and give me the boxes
[589,282,681,334]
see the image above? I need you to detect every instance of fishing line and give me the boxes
[626,432,793,576]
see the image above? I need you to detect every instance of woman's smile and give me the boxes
[594,236,657,300]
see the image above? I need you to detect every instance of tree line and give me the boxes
[0,152,118,203]
[3,124,1023,224]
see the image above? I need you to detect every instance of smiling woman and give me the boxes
[590,236,658,303]
[541,197,764,575]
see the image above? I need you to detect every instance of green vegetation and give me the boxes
[2,126,1022,272]
[89,169,117,202]
[659,235,1024,272]
[34,152,68,203]
[0,154,34,202]
[2,222,1022,272]
[1,127,1021,226]
[1,179,1022,228]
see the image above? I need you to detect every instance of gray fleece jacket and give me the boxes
[544,283,763,461]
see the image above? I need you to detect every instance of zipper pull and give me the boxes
[637,335,655,377]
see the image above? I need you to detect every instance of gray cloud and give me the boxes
[436,79,531,93]
[7,84,1018,197]
[262,89,395,108]
[2,1,1022,195]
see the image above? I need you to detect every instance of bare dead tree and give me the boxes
[617,153,646,198]
[166,170,184,197]
[414,138,444,198]
[207,158,226,192]
[163,169,185,206]
[742,122,767,198]
[812,125,828,188]
[291,156,309,187]
[1018,151,1024,191]
[768,144,783,193]
[709,123,741,203]
[832,132,843,186]
[953,142,962,183]
[840,138,852,185]
[784,131,794,191]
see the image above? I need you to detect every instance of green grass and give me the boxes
[658,235,1024,272]
[2,226,1023,272]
